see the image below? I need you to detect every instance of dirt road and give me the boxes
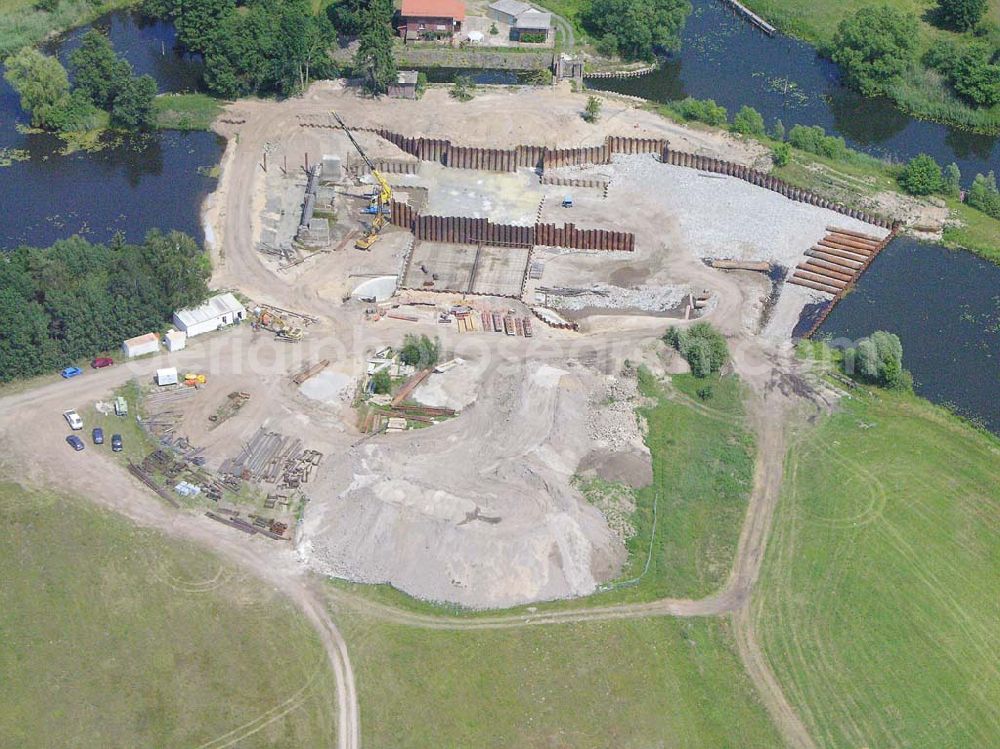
[0,355,360,749]
[0,82,837,748]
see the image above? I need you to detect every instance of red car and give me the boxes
[91,357,114,369]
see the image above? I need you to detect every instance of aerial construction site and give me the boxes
[137,81,884,609]
[10,82,894,609]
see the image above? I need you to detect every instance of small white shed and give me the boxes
[156,367,179,386]
[164,329,187,352]
[173,293,246,338]
[122,332,160,358]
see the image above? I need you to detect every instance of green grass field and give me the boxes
[754,389,1000,748]
[336,604,783,748]
[0,481,336,747]
[155,93,225,131]
[0,0,134,57]
[943,199,1000,265]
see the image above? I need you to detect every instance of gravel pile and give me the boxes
[549,283,688,312]
[586,373,646,452]
[608,155,888,267]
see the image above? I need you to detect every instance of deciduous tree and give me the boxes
[937,0,988,31]
[354,0,396,94]
[830,6,918,97]
[3,47,70,128]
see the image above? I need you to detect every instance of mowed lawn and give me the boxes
[0,482,336,748]
[754,391,1000,748]
[338,606,783,749]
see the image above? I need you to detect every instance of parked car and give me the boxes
[111,434,123,452]
[66,435,85,451]
[92,427,104,445]
[63,410,83,430]
[61,366,83,378]
[91,357,114,369]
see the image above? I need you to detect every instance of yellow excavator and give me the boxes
[332,111,392,250]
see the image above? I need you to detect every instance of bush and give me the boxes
[399,334,440,369]
[770,118,785,141]
[663,322,729,378]
[42,88,103,132]
[943,162,962,197]
[370,369,392,394]
[450,74,475,102]
[415,71,428,98]
[844,331,910,390]
[489,22,498,35]
[937,0,988,31]
[528,68,553,86]
[787,124,848,160]
[830,6,919,97]
[673,97,728,126]
[772,142,791,167]
[967,171,1000,219]
[923,39,961,78]
[582,95,602,123]
[898,153,943,195]
[732,105,765,136]
[596,32,619,58]
[952,43,1000,108]
[518,31,547,43]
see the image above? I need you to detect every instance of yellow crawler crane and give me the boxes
[332,111,392,250]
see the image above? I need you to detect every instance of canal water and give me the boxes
[820,238,1000,434]
[591,0,1000,183]
[0,10,222,250]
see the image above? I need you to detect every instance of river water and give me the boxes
[0,10,222,250]
[591,0,1000,182]
[820,238,1000,433]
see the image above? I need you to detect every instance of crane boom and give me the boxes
[332,111,393,250]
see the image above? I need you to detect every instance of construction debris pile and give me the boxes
[219,427,323,490]
[208,391,251,428]
[140,385,205,461]
[536,283,689,313]
[439,306,534,336]
[573,476,637,545]
[205,510,289,540]
[586,373,648,452]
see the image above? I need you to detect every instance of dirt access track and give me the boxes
[1,81,869,748]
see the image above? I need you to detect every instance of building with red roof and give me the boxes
[399,0,465,41]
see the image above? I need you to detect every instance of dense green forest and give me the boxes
[0,232,210,381]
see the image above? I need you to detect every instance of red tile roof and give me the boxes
[400,0,466,21]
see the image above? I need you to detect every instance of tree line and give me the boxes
[0,232,210,381]
[3,30,158,132]
[587,0,690,62]
[828,2,999,110]
[143,0,338,98]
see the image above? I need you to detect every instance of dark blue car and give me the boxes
[66,435,85,451]
[92,427,104,445]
